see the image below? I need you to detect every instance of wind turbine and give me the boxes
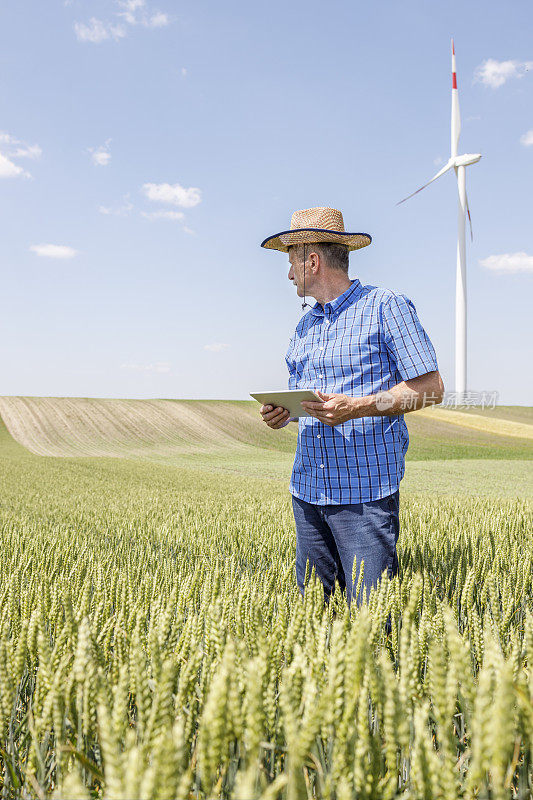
[398,39,481,402]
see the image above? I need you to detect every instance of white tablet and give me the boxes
[250,389,322,418]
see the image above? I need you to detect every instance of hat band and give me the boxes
[260,227,372,248]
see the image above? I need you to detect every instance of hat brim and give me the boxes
[261,227,372,253]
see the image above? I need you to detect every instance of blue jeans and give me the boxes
[291,489,400,606]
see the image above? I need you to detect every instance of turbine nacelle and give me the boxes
[454,153,482,167]
[396,152,480,207]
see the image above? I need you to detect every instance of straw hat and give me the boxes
[261,207,372,253]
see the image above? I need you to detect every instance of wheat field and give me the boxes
[0,400,532,799]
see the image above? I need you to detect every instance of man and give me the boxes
[259,207,444,606]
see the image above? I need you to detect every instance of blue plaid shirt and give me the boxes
[285,278,439,504]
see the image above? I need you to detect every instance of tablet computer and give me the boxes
[250,389,322,418]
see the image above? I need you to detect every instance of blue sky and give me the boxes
[1,0,532,404]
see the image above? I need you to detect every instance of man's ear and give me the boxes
[309,251,320,272]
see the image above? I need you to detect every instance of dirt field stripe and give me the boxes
[417,406,533,440]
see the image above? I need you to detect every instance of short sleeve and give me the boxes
[285,336,297,390]
[381,293,439,380]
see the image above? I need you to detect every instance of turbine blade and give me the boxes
[465,187,473,241]
[451,38,461,157]
[396,159,455,205]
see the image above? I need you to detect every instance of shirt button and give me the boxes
[319,346,324,351]
[318,374,323,378]
[320,463,324,468]
[317,434,321,438]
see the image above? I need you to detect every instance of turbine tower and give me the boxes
[398,39,481,402]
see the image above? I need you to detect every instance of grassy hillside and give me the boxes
[404,408,533,460]
[0,397,531,499]
[1,396,531,461]
[438,404,533,425]
[0,396,297,458]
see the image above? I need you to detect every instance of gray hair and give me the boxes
[289,242,350,273]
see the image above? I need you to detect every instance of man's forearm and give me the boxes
[350,372,444,419]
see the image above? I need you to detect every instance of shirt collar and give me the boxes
[310,279,364,320]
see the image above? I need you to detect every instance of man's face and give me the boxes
[288,246,305,296]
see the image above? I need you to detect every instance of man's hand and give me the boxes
[301,390,361,427]
[260,404,290,429]
[300,372,445,426]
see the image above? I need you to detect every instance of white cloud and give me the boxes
[479,252,533,274]
[89,139,112,166]
[116,0,169,28]
[520,129,533,146]
[141,210,185,221]
[119,0,145,11]
[142,182,201,208]
[0,132,41,179]
[181,67,187,77]
[148,12,169,27]
[74,17,126,42]
[204,343,229,353]
[0,153,28,178]
[116,0,144,25]
[99,194,133,216]
[30,244,78,259]
[433,156,443,166]
[12,144,42,159]
[140,180,200,231]
[93,151,111,166]
[120,361,171,373]
[474,58,533,89]
[74,0,169,42]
